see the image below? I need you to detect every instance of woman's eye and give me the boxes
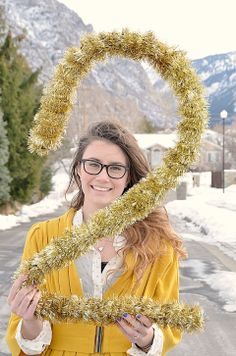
[88,162,100,168]
[110,165,122,171]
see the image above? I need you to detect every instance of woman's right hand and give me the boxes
[7,275,41,321]
[7,275,44,340]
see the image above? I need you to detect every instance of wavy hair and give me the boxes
[66,120,187,288]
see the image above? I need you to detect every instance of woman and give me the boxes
[6,120,186,355]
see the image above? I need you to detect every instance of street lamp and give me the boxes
[220,110,228,193]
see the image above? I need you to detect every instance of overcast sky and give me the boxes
[59,0,235,60]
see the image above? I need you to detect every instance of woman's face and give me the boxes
[78,140,129,211]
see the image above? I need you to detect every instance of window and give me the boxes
[151,149,163,166]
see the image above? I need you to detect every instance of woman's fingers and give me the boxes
[135,314,153,328]
[117,313,145,339]
[17,288,38,316]
[24,290,41,320]
[7,275,28,305]
[7,274,41,320]
[11,286,34,312]
[121,313,147,336]
[116,313,154,346]
[116,320,130,338]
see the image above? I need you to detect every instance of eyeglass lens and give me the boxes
[83,160,126,178]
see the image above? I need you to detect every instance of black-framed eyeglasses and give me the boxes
[80,159,128,179]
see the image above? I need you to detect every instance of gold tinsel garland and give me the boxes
[36,294,204,333]
[16,31,208,330]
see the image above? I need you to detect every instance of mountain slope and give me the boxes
[2,0,178,134]
[193,52,236,126]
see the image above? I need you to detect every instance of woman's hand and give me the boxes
[7,275,41,321]
[7,274,43,340]
[116,313,154,349]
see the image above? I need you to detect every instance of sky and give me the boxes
[58,0,235,60]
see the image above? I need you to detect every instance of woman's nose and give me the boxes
[96,166,110,180]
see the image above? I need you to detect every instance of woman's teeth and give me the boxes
[92,186,111,191]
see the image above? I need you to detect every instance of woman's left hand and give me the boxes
[116,313,154,348]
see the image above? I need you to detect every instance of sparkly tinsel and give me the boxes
[15,31,208,328]
[35,294,204,333]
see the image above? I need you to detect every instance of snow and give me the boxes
[181,259,236,312]
[199,70,211,81]
[229,72,236,82]
[134,133,177,150]
[166,176,236,312]
[135,130,221,151]
[166,181,236,250]
[0,161,72,231]
[207,82,220,95]
[206,271,236,312]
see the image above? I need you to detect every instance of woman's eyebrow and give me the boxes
[85,157,126,165]
[84,157,101,161]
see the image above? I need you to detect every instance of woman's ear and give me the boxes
[77,165,81,178]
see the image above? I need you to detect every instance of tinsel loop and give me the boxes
[36,294,204,333]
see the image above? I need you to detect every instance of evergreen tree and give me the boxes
[138,116,157,133]
[40,165,53,197]
[0,31,45,204]
[0,3,7,45]
[0,108,11,205]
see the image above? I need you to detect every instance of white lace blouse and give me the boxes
[15,209,163,355]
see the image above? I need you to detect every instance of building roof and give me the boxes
[201,138,222,151]
[134,133,177,150]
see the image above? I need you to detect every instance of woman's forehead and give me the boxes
[83,139,128,163]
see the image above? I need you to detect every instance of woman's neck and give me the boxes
[82,203,103,223]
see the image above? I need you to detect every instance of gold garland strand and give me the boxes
[36,294,204,333]
[15,30,208,328]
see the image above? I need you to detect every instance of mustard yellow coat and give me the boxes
[6,208,182,356]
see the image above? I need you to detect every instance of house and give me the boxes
[134,132,224,172]
[134,133,186,201]
[134,133,177,168]
[196,139,222,171]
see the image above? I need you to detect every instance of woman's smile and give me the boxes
[91,185,112,192]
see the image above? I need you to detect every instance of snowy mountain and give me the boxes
[143,52,236,128]
[2,0,93,81]
[193,53,236,126]
[1,0,178,133]
[1,0,235,130]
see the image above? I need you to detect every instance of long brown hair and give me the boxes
[66,120,186,286]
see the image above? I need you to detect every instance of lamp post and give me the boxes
[220,110,228,193]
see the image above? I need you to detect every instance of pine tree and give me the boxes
[138,116,157,133]
[40,165,53,197]
[0,3,6,44]
[0,108,11,205]
[0,31,46,204]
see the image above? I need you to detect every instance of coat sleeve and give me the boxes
[5,223,42,356]
[153,248,182,355]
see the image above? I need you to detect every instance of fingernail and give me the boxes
[136,314,141,319]
[117,317,121,321]
[123,312,128,318]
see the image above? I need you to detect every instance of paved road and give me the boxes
[0,208,236,355]
[0,205,68,355]
[169,215,236,356]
